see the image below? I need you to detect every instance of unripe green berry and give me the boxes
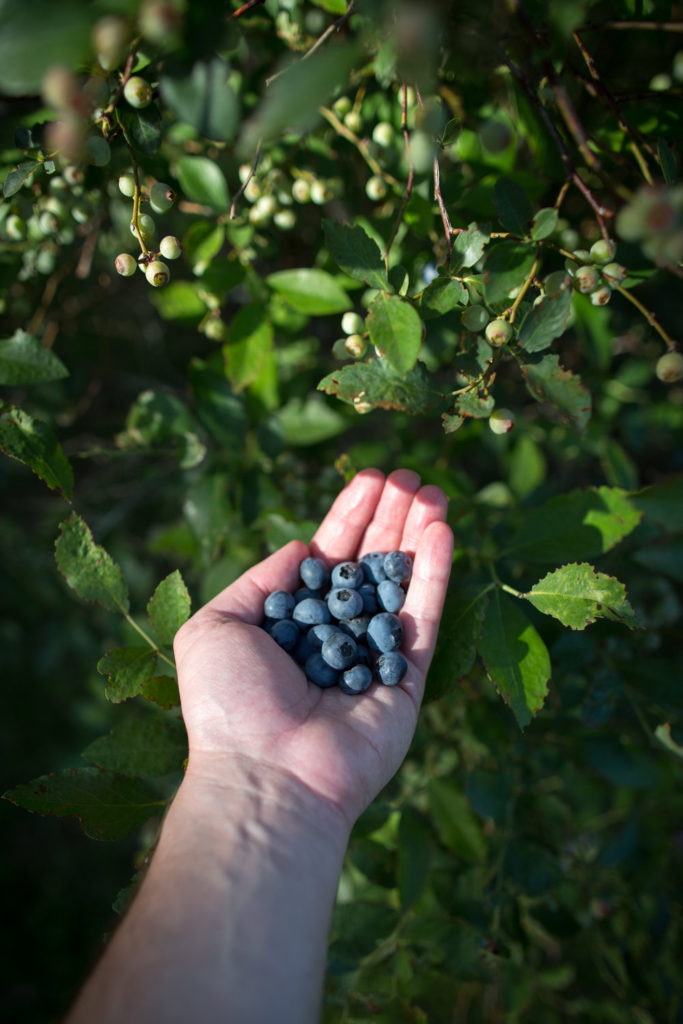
[601,262,627,284]
[572,248,591,264]
[462,305,489,332]
[589,238,616,264]
[489,408,516,434]
[5,214,26,240]
[92,15,129,71]
[158,235,182,260]
[145,259,170,287]
[310,180,331,205]
[84,135,111,166]
[38,211,58,236]
[590,285,612,306]
[124,76,153,109]
[149,182,175,213]
[273,209,296,230]
[344,109,362,134]
[655,351,683,383]
[333,96,352,117]
[115,253,137,276]
[292,178,311,203]
[341,312,364,335]
[204,317,228,341]
[118,173,136,198]
[372,121,395,147]
[574,265,601,294]
[344,334,367,358]
[365,175,387,201]
[544,270,571,294]
[485,317,513,347]
[408,130,436,174]
[131,213,156,240]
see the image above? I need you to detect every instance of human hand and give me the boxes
[174,468,453,827]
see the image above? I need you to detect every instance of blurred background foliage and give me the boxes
[1,0,682,1020]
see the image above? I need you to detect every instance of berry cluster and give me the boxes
[564,239,627,306]
[115,176,181,287]
[261,551,413,695]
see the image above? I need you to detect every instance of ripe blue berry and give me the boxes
[270,619,300,653]
[327,587,364,620]
[299,556,329,591]
[339,615,370,642]
[264,590,295,620]
[307,623,340,651]
[367,612,404,653]
[339,664,374,695]
[293,598,331,626]
[321,632,358,670]
[377,579,406,613]
[358,583,379,613]
[383,551,412,585]
[377,651,408,686]
[330,561,364,589]
[359,552,387,584]
[304,653,338,688]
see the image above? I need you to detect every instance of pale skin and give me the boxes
[66,468,454,1024]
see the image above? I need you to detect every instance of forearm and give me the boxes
[67,754,350,1024]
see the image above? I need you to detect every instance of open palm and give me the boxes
[174,468,454,825]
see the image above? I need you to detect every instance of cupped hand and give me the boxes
[173,468,454,825]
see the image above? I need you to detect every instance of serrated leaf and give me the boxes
[3,768,163,840]
[160,57,239,142]
[428,778,487,862]
[519,352,592,430]
[266,268,351,315]
[484,240,536,306]
[478,591,550,729]
[323,219,388,290]
[420,275,468,317]
[82,718,187,778]
[0,401,73,499]
[451,222,490,270]
[98,646,157,702]
[141,675,181,709]
[455,392,495,419]
[55,514,128,612]
[367,294,423,374]
[504,486,642,563]
[318,357,439,415]
[494,178,533,235]
[523,563,638,630]
[0,330,69,385]
[117,107,161,157]
[518,281,573,352]
[425,586,490,702]
[531,206,559,240]
[147,569,191,645]
[176,155,230,212]
[2,159,41,197]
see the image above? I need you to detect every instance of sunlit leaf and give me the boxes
[523,563,638,630]
[0,401,73,499]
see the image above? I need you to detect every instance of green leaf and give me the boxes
[277,395,348,446]
[632,538,683,583]
[97,647,156,702]
[420,275,468,317]
[160,57,239,142]
[0,0,93,95]
[329,901,400,967]
[398,806,432,910]
[367,294,423,374]
[176,155,230,212]
[519,352,592,430]
[117,107,162,157]
[455,392,495,419]
[0,401,73,499]
[82,718,187,778]
[531,206,559,240]
[147,570,191,646]
[149,281,208,323]
[141,675,181,709]
[504,486,641,563]
[658,137,677,185]
[517,278,573,352]
[182,221,225,276]
[428,778,487,862]
[318,357,439,415]
[0,330,69,385]
[55,513,129,612]
[484,240,536,306]
[223,304,274,390]
[323,219,388,290]
[189,358,246,448]
[311,0,347,12]
[523,563,638,630]
[2,159,41,197]
[116,390,205,469]
[238,44,358,156]
[632,475,683,531]
[266,268,351,315]
[3,767,163,840]
[451,222,490,270]
[494,178,533,234]
[478,590,550,728]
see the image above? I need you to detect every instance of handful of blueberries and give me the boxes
[261,550,413,695]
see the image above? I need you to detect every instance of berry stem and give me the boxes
[610,283,677,349]
[383,82,414,269]
[508,249,541,324]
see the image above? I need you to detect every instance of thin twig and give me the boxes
[433,152,453,263]
[611,283,677,347]
[319,106,402,189]
[232,0,266,19]
[265,1,355,86]
[383,82,414,267]
[581,20,683,31]
[229,140,262,219]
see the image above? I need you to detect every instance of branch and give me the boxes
[265,2,355,86]
[383,82,414,267]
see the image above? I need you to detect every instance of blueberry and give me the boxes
[327,587,364,620]
[377,579,406,613]
[295,587,320,603]
[292,631,314,665]
[269,619,300,653]
[359,551,387,584]
[355,644,372,666]
[377,651,408,686]
[383,551,413,585]
[359,583,379,613]
[307,623,339,651]
[339,663,374,695]
[367,612,403,653]
[299,556,330,591]
[264,590,295,620]
[339,614,370,642]
[321,632,358,670]
[330,561,364,590]
[304,652,339,688]
[292,597,331,626]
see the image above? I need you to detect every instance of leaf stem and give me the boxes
[123,612,176,670]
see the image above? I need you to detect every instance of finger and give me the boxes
[357,468,422,556]
[199,540,309,624]
[399,484,449,556]
[309,468,385,564]
[401,520,454,678]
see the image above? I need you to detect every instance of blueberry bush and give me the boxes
[1,0,682,1020]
